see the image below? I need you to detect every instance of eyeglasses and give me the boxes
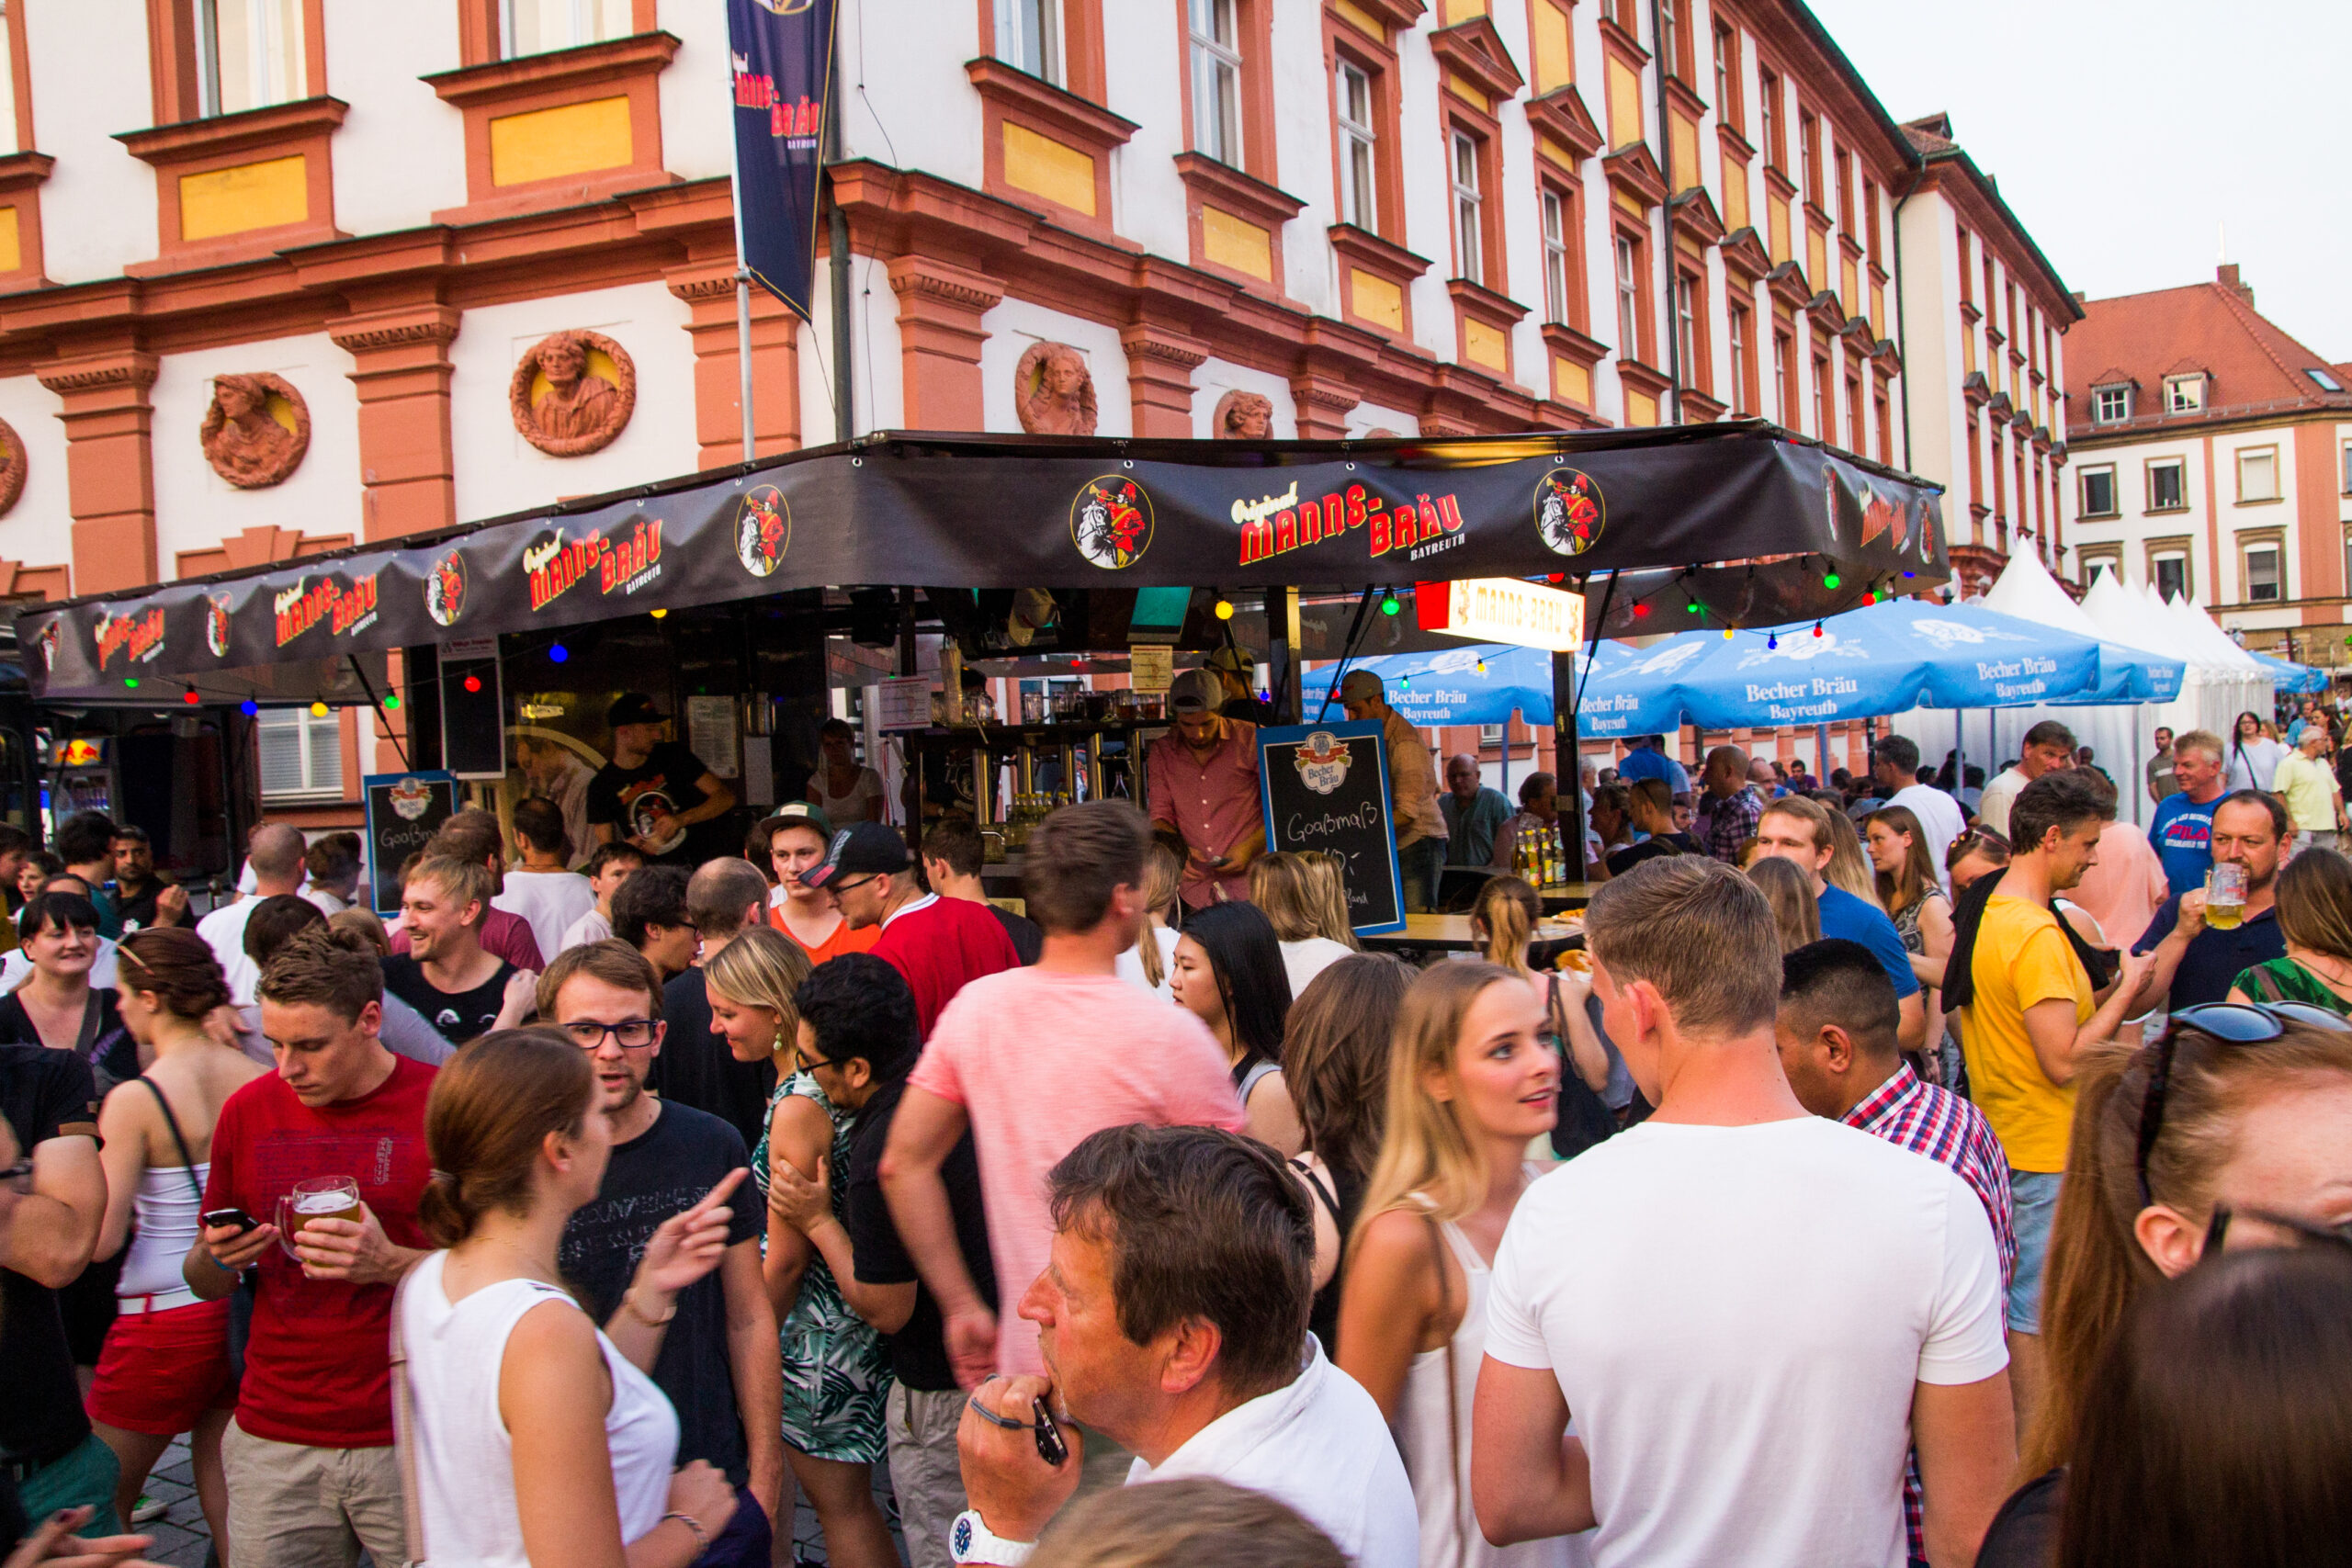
[560,1019,659,1051]
[1,1158,33,1194]
[2135,1002,2352,1205]
[825,874,878,896]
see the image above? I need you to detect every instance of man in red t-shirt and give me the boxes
[187,926,435,1568]
[806,822,1017,1037]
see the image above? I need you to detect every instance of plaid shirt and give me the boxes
[1842,1062,2016,1562]
[1700,784,1764,863]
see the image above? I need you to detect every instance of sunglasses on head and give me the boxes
[2136,1002,2352,1207]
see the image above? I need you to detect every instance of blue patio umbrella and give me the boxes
[2249,649,2327,694]
[2056,639,2186,705]
[1310,641,1700,739]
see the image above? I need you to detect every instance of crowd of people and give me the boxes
[3,692,2350,1568]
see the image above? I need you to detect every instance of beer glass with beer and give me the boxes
[277,1175,363,1258]
[2205,862,2248,931]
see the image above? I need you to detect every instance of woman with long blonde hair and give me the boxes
[1470,876,1609,1097]
[1116,840,1184,998]
[1302,852,1362,950]
[705,929,895,1568]
[1337,963,1570,1568]
[1250,852,1356,997]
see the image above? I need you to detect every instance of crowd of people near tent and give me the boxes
[3,682,2349,1568]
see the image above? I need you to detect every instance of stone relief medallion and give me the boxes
[201,373,310,489]
[511,329,637,457]
[0,415,25,517]
[1212,389,1273,439]
[1014,340,1099,435]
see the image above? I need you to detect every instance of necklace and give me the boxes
[468,1233,563,1288]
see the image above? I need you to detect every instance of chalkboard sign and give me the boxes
[362,771,458,917]
[1258,720,1404,936]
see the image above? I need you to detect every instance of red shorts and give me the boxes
[85,1297,238,1438]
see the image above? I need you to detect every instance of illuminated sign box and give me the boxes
[1414,578,1586,651]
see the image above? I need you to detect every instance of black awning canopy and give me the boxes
[17,419,1944,703]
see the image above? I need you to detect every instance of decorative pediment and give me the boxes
[2010,408,2035,434]
[1766,261,1811,312]
[1429,17,1525,102]
[1962,371,1991,408]
[1720,226,1772,284]
[1805,290,1846,329]
[1669,186,1725,247]
[1602,141,1667,209]
[1339,0,1430,33]
[1524,85,1603,163]
[1839,315,1877,352]
[1987,389,2014,420]
[1871,338,1903,373]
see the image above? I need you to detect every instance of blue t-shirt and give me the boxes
[1615,746,1691,796]
[2132,897,2286,1010]
[2148,791,2219,897]
[1817,884,1923,998]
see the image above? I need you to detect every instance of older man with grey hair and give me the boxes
[1442,752,1514,870]
[198,821,308,1003]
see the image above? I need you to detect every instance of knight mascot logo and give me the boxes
[736,485,790,578]
[205,594,232,659]
[1070,476,1153,569]
[425,551,467,628]
[1534,468,1604,557]
[31,618,57,673]
[1293,731,1354,796]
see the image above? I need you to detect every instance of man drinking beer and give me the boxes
[2129,791,2290,1013]
[186,925,434,1568]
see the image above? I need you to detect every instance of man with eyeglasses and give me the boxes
[808,822,1016,1039]
[546,940,782,1565]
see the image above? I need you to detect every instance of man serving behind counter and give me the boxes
[1148,670,1265,909]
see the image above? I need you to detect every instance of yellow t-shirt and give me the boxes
[2273,751,2335,831]
[1962,895,2092,1173]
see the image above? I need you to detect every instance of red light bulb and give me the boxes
[463,674,481,694]
[1632,603,1650,618]
[182,690,200,705]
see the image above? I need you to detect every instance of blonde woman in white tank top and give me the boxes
[398,1030,745,1568]
[1338,963,1588,1568]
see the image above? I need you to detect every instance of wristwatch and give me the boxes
[949,1509,1036,1566]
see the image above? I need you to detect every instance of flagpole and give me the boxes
[728,43,755,464]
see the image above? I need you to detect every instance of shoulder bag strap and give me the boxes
[1288,1158,1342,1227]
[389,1268,428,1567]
[1421,1213,1465,1568]
[138,1077,207,1212]
[74,990,103,1060]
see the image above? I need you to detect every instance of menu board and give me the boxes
[1257,720,1403,936]
[362,771,458,917]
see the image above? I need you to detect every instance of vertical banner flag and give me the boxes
[728,0,838,320]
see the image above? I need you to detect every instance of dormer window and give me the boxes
[2093,384,2132,423]
[2309,367,2345,393]
[2165,373,2206,413]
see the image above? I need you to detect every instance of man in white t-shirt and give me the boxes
[1973,721,2075,841]
[1871,736,1966,889]
[199,822,306,1003]
[1471,855,2013,1568]
[492,797,596,962]
[951,1125,1415,1568]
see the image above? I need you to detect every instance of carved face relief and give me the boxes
[1014,341,1099,436]
[0,417,25,518]
[511,330,638,457]
[1214,389,1274,440]
[200,374,311,490]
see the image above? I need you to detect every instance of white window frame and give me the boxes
[994,0,1065,85]
[1187,0,1242,166]
[1674,274,1697,381]
[2236,446,2278,503]
[1773,332,1790,423]
[1711,25,1730,121]
[1540,187,1570,324]
[2082,553,2120,587]
[2164,373,2205,413]
[198,0,307,118]
[2092,384,2130,423]
[2243,542,2282,603]
[1336,59,1376,231]
[2153,551,2189,602]
[2147,458,2186,512]
[500,0,632,61]
[1613,233,1640,359]
[257,707,345,802]
[2078,464,2118,517]
[1450,130,1484,286]
[1727,305,1749,417]
[1657,0,1679,79]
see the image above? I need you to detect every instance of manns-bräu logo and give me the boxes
[425,551,467,628]
[1237,482,1465,567]
[1534,468,1604,557]
[1071,476,1152,570]
[274,573,379,648]
[736,487,789,578]
[526,518,665,610]
[95,608,165,670]
[205,594,232,659]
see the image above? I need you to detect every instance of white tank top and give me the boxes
[1396,1218,1587,1568]
[119,1161,209,1299]
[401,1250,678,1568]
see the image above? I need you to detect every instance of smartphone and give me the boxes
[202,1207,259,1235]
[1031,1396,1069,1467]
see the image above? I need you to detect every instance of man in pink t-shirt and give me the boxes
[884,802,1244,1388]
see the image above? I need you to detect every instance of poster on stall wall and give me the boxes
[876,675,933,730]
[363,771,458,918]
[1258,720,1404,936]
[686,695,741,778]
[1128,645,1173,693]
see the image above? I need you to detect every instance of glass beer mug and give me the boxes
[2204,862,2247,931]
[277,1175,363,1258]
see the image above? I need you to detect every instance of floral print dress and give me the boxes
[753,1070,891,1462]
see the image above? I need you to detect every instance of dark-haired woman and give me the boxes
[85,929,263,1556]
[400,1029,742,1568]
[0,890,136,1089]
[1170,900,1301,1155]
[1285,953,1411,1355]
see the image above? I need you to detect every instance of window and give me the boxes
[1187,0,1242,165]
[199,0,308,117]
[2154,553,2188,601]
[1773,330,1792,425]
[1712,26,1733,125]
[2079,466,2118,517]
[257,707,344,800]
[1845,372,1861,453]
[2093,385,2131,423]
[1836,149,1854,233]
[2244,543,2282,603]
[2083,555,2119,586]
[501,0,633,59]
[1658,0,1679,81]
[1335,59,1376,231]
[1614,233,1641,358]
[995,0,1065,85]
[1812,353,1828,437]
[2238,446,2278,503]
[2308,367,2345,392]
[1956,226,1973,303]
[1862,178,1881,266]
[2147,458,2186,512]
[1728,304,1750,416]
[1478,723,1505,746]
[1799,110,1820,205]
[1541,187,1572,324]
[1758,70,1780,168]
[1450,130,1483,286]
[2165,374,2205,413]
[2344,440,2352,495]
[1675,274,1697,378]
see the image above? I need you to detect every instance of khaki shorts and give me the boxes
[221,1419,406,1568]
[887,1383,968,1568]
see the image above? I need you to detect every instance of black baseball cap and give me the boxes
[801,821,911,889]
[606,693,668,728]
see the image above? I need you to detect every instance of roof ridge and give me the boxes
[2207,280,2312,393]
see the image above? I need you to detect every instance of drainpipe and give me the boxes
[1649,0,1682,423]
[1892,161,1931,475]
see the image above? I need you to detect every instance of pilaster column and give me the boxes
[667,263,800,467]
[887,258,1002,432]
[1120,324,1206,437]
[1289,376,1359,441]
[39,351,159,593]
[329,305,461,543]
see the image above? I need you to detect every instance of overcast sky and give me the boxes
[1804,0,2352,364]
